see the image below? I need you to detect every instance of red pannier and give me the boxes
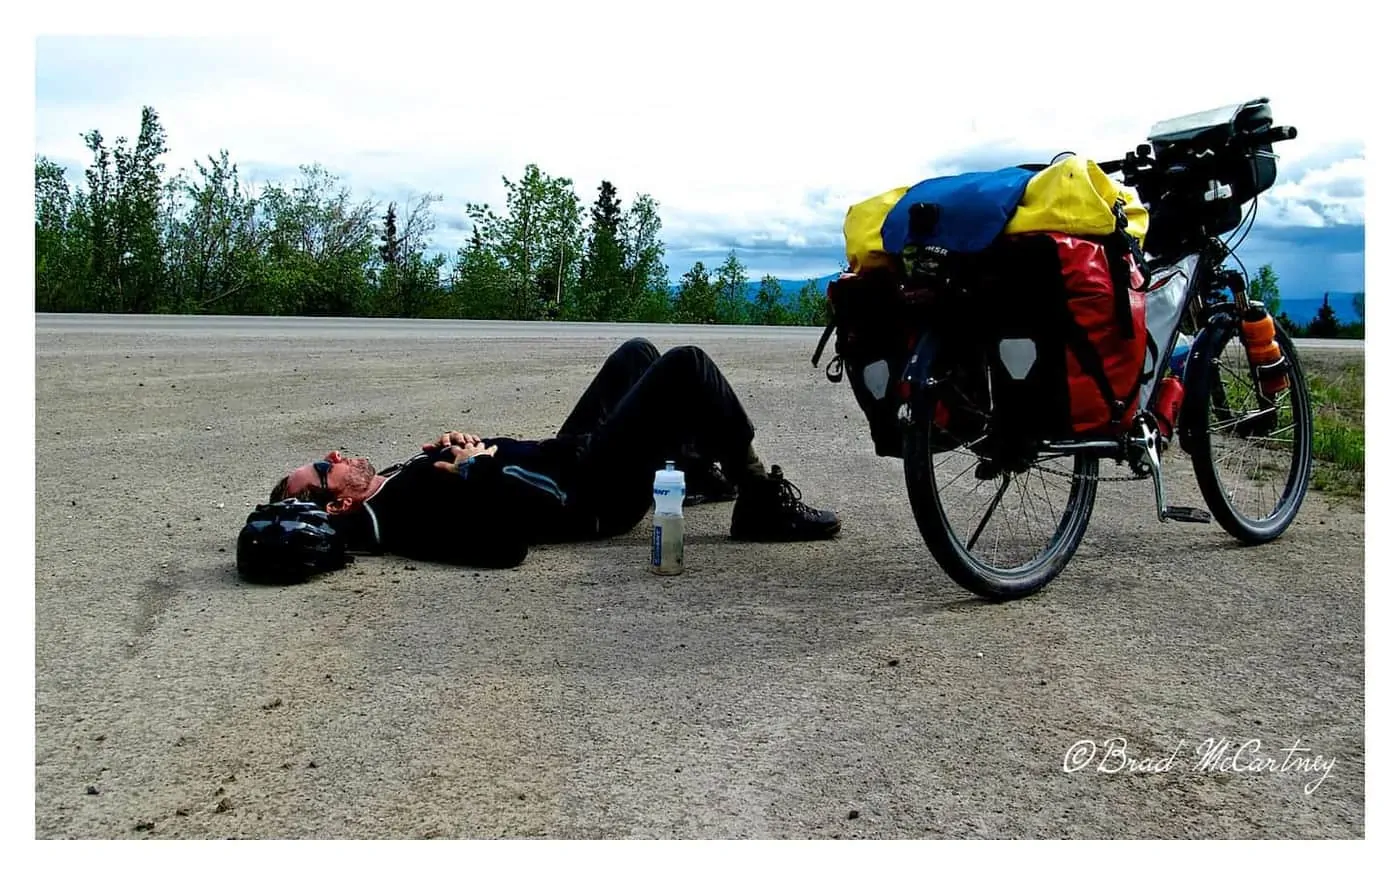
[814,229,1152,457]
[1055,232,1149,435]
[969,231,1150,440]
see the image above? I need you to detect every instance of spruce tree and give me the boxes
[1307,292,1342,338]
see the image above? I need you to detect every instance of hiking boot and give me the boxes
[683,461,738,506]
[729,465,841,541]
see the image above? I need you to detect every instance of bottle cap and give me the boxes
[654,461,686,491]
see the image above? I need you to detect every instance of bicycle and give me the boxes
[819,97,1313,601]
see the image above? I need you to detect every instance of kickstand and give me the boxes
[1138,422,1169,521]
[1136,421,1212,524]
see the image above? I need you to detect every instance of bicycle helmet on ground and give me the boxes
[236,499,352,583]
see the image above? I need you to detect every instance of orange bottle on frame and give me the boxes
[1240,307,1290,395]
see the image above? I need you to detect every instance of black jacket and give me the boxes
[332,438,600,568]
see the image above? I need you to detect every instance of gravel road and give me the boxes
[34,317,1364,839]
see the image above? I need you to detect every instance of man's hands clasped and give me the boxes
[426,431,498,475]
[423,431,482,452]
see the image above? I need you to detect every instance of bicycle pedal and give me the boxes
[1162,506,1212,524]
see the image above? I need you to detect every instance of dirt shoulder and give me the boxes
[34,324,1364,839]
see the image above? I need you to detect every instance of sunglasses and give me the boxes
[312,459,332,490]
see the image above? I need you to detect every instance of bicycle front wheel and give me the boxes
[1182,317,1313,543]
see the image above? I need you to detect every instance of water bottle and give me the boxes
[650,461,686,575]
[1153,375,1185,441]
[1168,333,1194,378]
[1240,307,1290,396]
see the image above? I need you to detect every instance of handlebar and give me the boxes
[1241,125,1297,147]
[1096,125,1297,177]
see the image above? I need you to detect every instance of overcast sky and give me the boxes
[31,3,1367,296]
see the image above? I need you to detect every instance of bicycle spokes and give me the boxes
[1204,337,1301,521]
[930,442,1084,571]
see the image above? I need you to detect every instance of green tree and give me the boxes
[82,129,116,309]
[712,250,749,324]
[630,286,674,324]
[379,203,400,266]
[259,164,378,315]
[674,261,716,324]
[31,108,694,323]
[370,203,401,316]
[412,252,449,316]
[1335,291,1366,339]
[466,164,583,320]
[1307,292,1343,339]
[792,279,828,327]
[124,107,171,311]
[621,193,671,323]
[63,187,96,311]
[450,226,511,319]
[162,150,267,313]
[1249,263,1282,316]
[576,180,627,321]
[34,157,84,311]
[1276,311,1305,338]
[534,243,572,319]
[368,194,446,317]
[748,274,787,325]
[80,106,169,312]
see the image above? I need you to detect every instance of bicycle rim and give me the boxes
[904,422,1099,601]
[1189,320,1313,542]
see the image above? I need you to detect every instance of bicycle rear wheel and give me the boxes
[1182,318,1313,543]
[903,418,1099,602]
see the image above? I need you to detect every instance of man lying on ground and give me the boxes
[267,338,841,568]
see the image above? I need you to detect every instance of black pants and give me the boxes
[559,338,758,536]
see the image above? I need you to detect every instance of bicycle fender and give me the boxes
[1177,316,1233,457]
[900,331,943,422]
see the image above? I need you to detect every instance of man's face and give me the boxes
[282,451,380,511]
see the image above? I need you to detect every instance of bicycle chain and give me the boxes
[1026,460,1150,484]
[926,398,1154,484]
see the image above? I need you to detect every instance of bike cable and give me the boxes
[1224,197,1259,253]
[1221,194,1261,297]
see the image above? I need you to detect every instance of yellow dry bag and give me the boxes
[1004,156,1149,245]
[843,185,909,272]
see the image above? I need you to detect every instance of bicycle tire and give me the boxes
[1183,318,1313,543]
[902,420,1100,602]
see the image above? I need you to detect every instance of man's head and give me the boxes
[270,451,385,514]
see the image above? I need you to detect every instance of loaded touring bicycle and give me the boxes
[814,97,1313,601]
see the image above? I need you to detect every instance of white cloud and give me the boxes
[1256,156,1365,227]
[31,4,1373,278]
[1262,201,1328,228]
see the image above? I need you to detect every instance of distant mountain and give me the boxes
[669,273,1362,325]
[757,273,842,302]
[1278,293,1363,325]
[669,272,842,304]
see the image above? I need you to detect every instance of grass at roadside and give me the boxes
[1302,352,1364,498]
